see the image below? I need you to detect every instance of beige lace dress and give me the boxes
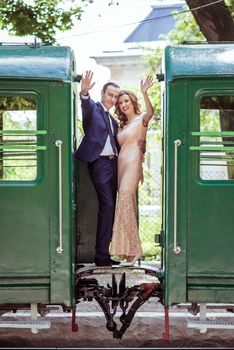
[110,114,147,259]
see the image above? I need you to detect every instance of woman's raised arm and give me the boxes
[141,76,154,126]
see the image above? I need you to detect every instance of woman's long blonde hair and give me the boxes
[115,90,141,128]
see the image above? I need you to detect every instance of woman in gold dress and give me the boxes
[110,77,154,266]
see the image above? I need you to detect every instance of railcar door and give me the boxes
[186,82,234,303]
[0,85,52,304]
[165,80,234,305]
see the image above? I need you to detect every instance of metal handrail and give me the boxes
[55,140,63,254]
[0,145,46,151]
[191,131,234,137]
[190,146,234,151]
[0,130,47,135]
[173,139,181,255]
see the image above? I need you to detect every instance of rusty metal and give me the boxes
[75,270,162,338]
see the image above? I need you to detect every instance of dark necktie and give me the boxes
[105,111,117,154]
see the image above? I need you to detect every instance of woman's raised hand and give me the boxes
[141,76,154,94]
[81,70,96,95]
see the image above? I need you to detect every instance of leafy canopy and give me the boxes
[0,0,92,43]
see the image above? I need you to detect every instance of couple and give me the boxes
[74,71,154,267]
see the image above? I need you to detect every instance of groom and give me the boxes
[74,71,121,267]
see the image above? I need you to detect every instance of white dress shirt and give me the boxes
[80,93,116,156]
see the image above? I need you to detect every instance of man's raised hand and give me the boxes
[81,70,96,95]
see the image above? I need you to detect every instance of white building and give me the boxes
[92,2,185,87]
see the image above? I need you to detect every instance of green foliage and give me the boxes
[225,0,234,16]
[138,3,206,259]
[0,96,37,180]
[142,3,210,131]
[139,49,162,132]
[139,0,233,259]
[165,5,204,44]
[76,117,84,143]
[0,96,36,110]
[140,214,161,260]
[2,110,37,181]
[0,0,91,43]
[138,130,162,259]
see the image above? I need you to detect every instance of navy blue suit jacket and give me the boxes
[74,95,120,163]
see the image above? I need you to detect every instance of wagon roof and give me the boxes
[0,44,74,81]
[164,43,234,81]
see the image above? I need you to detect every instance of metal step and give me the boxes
[0,320,51,333]
[188,318,234,330]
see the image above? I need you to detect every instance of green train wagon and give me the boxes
[1,42,234,340]
[161,43,234,337]
[0,44,77,318]
[0,43,158,336]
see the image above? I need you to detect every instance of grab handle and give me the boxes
[173,139,181,254]
[55,140,63,254]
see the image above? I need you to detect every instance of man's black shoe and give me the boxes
[94,257,121,266]
[94,257,112,266]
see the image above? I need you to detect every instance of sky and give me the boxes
[0,0,156,91]
[54,0,183,91]
[57,0,154,57]
[2,0,155,62]
[0,0,184,95]
[58,0,157,94]
[55,0,156,83]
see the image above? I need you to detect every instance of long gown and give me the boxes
[110,114,147,259]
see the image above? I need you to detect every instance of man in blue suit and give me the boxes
[74,71,121,266]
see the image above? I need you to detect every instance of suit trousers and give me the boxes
[87,157,117,260]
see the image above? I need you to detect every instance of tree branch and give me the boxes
[185,0,234,41]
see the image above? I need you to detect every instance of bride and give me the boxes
[110,76,154,266]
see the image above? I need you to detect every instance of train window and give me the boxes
[0,95,37,181]
[199,95,234,180]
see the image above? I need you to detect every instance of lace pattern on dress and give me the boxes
[110,190,143,259]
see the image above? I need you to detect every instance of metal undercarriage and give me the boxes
[75,264,163,338]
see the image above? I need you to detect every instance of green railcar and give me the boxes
[0,44,77,311]
[1,42,234,340]
[0,43,158,336]
[161,43,234,337]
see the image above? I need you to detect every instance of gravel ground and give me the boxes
[1,266,234,348]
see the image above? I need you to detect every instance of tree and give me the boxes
[146,0,234,177]
[0,0,89,44]
[0,0,86,178]
[185,0,234,179]
[185,0,234,41]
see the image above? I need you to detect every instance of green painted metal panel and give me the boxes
[163,44,234,307]
[48,82,75,306]
[0,83,51,302]
[0,288,49,304]
[187,81,234,296]
[0,45,74,82]
[163,80,188,306]
[164,44,234,82]
[188,288,234,304]
[164,79,234,305]
[0,79,75,307]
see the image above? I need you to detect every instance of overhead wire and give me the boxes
[56,0,225,40]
